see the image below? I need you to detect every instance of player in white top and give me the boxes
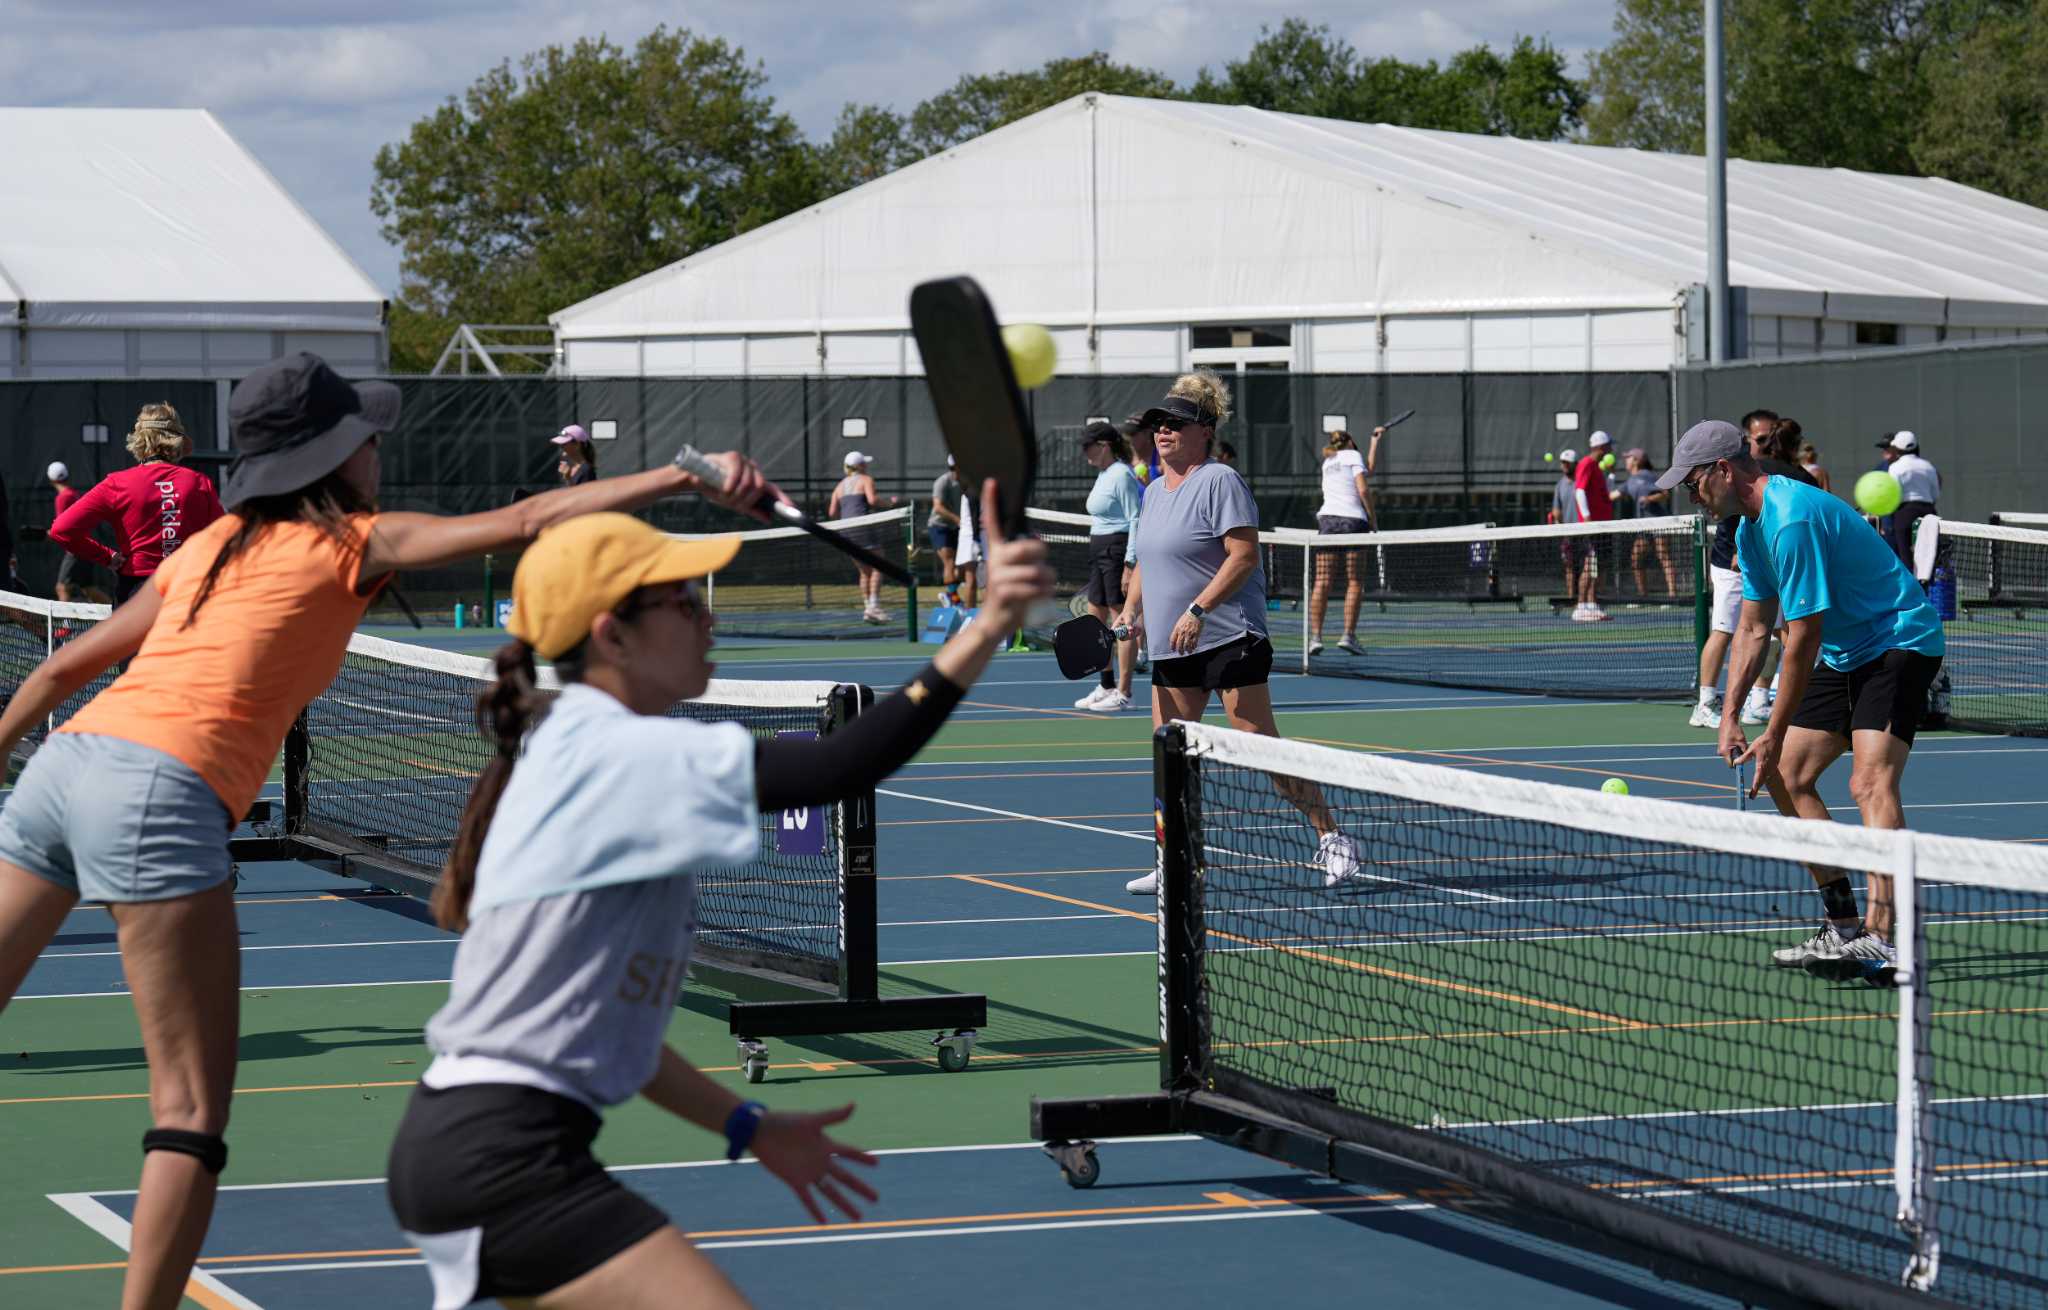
[1875,432,1940,566]
[1306,427,1380,656]
[828,451,898,623]
[386,484,1052,1310]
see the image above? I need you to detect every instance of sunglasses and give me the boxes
[629,580,705,620]
[1155,419,1191,434]
[1682,461,1723,496]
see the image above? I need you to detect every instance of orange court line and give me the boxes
[951,874,1156,923]
[183,1277,241,1310]
[961,699,1107,722]
[882,813,1147,828]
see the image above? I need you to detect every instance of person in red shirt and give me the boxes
[46,461,110,604]
[48,403,225,604]
[1570,431,1617,621]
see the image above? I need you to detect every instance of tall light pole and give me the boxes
[1705,0,1730,362]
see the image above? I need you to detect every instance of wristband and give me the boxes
[1186,603,1206,620]
[724,1100,767,1161]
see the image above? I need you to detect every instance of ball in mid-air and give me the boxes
[1543,452,1555,463]
[1600,778,1630,796]
[1855,470,1903,516]
[1600,453,1616,470]
[1001,324,1057,390]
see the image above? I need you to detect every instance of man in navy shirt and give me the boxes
[1660,420,1945,985]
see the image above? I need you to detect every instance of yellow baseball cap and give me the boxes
[509,513,739,659]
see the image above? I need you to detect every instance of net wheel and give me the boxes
[936,1038,969,1073]
[743,1052,769,1084]
[1060,1148,1100,1189]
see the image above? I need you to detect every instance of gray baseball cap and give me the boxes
[1654,419,1746,491]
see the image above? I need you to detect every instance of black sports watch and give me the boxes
[1186,603,1207,620]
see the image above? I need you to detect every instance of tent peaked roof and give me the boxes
[0,107,386,330]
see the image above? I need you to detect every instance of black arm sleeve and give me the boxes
[754,664,966,811]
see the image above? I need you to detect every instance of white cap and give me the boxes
[844,450,872,467]
[46,461,69,482]
[1889,431,1918,451]
[946,454,955,467]
[1558,448,1579,465]
[1588,430,1612,448]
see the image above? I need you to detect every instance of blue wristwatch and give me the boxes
[724,1100,767,1161]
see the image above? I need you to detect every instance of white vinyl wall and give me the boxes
[0,327,384,380]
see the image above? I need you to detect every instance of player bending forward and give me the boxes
[386,482,1051,1309]
[1660,420,1944,986]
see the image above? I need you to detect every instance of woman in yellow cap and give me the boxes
[385,481,1050,1310]
[0,353,769,1310]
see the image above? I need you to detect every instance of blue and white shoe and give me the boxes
[1803,932,1897,987]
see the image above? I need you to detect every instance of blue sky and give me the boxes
[5,0,1618,300]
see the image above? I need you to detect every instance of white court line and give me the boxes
[42,938,453,961]
[46,1192,267,1310]
[875,789,1148,843]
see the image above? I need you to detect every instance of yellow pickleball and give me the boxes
[1601,778,1630,796]
[1001,324,1057,390]
[1855,470,1903,516]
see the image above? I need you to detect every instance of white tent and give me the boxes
[0,108,386,378]
[553,94,2048,377]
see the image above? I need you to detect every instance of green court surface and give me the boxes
[3,636,2042,1309]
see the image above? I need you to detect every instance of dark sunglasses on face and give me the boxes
[1155,419,1190,434]
[1683,462,1720,496]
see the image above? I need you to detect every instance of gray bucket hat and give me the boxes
[223,353,400,510]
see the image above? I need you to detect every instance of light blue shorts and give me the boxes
[0,733,234,903]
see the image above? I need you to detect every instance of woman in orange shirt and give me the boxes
[0,353,769,1310]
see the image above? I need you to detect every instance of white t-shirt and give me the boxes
[1317,450,1368,519]
[1890,453,1939,505]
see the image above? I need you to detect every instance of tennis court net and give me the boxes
[1035,723,2048,1309]
[1934,520,2048,737]
[0,590,117,769]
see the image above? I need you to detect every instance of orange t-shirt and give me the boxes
[59,512,385,817]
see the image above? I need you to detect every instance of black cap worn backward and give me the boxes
[1080,420,1120,448]
[1654,419,1746,491]
[222,352,401,510]
[1138,394,1219,430]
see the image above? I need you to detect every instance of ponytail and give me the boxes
[1323,430,1356,458]
[437,640,548,930]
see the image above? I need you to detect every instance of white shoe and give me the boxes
[1772,922,1847,969]
[1571,606,1600,622]
[1318,831,1361,887]
[1074,685,1114,709]
[1085,692,1131,714]
[1336,637,1365,656]
[1126,860,1161,896]
[1740,701,1768,725]
[1307,640,1325,656]
[1688,701,1723,729]
[1585,605,1610,621]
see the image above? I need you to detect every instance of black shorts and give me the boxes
[113,572,147,604]
[1151,634,1273,691]
[1086,534,1129,607]
[386,1082,666,1305]
[1789,649,1943,745]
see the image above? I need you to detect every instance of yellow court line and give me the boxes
[961,699,1109,722]
[951,875,1156,923]
[183,1277,241,1310]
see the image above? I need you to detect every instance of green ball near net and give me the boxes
[1855,470,1903,516]
[1601,778,1630,796]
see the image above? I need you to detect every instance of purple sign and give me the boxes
[773,730,827,856]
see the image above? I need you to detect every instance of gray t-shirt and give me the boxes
[930,471,962,526]
[1552,475,1579,525]
[1131,461,1267,660]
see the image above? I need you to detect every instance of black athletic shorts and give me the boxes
[386,1082,666,1305]
[1151,634,1274,691]
[1085,533,1129,607]
[1789,649,1943,745]
[113,572,147,604]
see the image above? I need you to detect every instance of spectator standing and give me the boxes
[1569,432,1616,621]
[1621,449,1680,600]
[1797,440,1832,494]
[47,462,108,604]
[553,425,598,487]
[49,403,223,604]
[928,456,964,605]
[1548,447,1582,602]
[1875,432,1940,566]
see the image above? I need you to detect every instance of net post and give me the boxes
[282,709,310,834]
[1692,515,1709,664]
[1893,836,1939,1290]
[1299,540,1311,673]
[832,684,879,1004]
[903,513,918,642]
[1155,722,1204,1093]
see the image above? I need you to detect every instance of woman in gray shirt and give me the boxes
[1113,371,1358,895]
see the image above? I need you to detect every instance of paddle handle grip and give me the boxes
[674,445,913,586]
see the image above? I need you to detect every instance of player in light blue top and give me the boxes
[1075,420,1145,711]
[1660,419,1945,986]
[386,487,1052,1310]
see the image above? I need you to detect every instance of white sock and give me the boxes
[1699,686,1718,707]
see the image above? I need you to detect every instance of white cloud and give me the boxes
[8,0,1615,299]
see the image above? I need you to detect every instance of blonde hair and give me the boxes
[1168,370,1232,429]
[1322,430,1355,458]
[1798,442,1820,465]
[127,403,190,463]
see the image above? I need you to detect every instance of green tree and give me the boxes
[816,103,917,195]
[1190,19,1584,140]
[900,53,1182,157]
[1913,0,2048,207]
[371,27,818,336]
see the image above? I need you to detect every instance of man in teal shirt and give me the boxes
[1658,420,1945,985]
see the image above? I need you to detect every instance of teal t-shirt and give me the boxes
[1736,476,1945,671]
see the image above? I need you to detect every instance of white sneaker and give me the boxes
[1085,692,1131,714]
[1074,685,1114,709]
[1771,922,1847,969]
[1585,605,1611,622]
[1739,700,1768,726]
[1318,831,1361,887]
[1307,640,1325,656]
[1127,852,1163,896]
[1688,701,1723,729]
[1803,932,1898,987]
[1336,637,1365,656]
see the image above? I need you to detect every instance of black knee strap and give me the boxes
[142,1128,227,1175]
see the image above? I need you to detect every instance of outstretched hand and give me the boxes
[694,450,783,522]
[750,1104,880,1224]
[973,479,1052,632]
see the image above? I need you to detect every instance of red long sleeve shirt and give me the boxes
[49,463,224,577]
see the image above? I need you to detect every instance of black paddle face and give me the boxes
[1381,408,1416,431]
[1053,614,1114,680]
[910,277,1036,537]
